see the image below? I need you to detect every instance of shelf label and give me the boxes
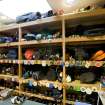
[65,61,69,67]
[95,61,103,67]
[58,85,62,90]
[86,88,92,95]
[13,60,16,64]
[34,60,37,64]
[50,61,54,65]
[1,60,3,63]
[24,60,27,65]
[92,87,98,92]
[81,61,86,66]
[33,81,38,86]
[85,61,91,68]
[5,60,8,63]
[80,87,86,93]
[27,60,31,65]
[31,60,34,65]
[42,60,46,67]
[54,83,58,88]
[37,60,41,64]
[9,60,11,63]
[12,77,16,82]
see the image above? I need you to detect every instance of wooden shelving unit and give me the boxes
[0,8,105,105]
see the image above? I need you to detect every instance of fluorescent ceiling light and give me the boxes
[0,0,51,19]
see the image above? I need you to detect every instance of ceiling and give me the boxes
[0,0,51,19]
[47,0,105,13]
[0,12,15,26]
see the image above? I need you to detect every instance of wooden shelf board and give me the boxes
[19,16,63,28]
[0,86,58,101]
[0,74,18,79]
[20,38,62,46]
[66,35,105,45]
[67,60,105,67]
[0,74,19,82]
[0,34,105,47]
[65,80,100,89]
[101,87,105,91]
[0,24,19,32]
[20,60,62,65]
[0,86,19,92]
[0,86,5,90]
[20,78,62,87]
[65,9,105,26]
[0,60,19,64]
[0,59,62,65]
[66,100,75,105]
[16,91,55,101]
[0,59,105,67]
[64,9,105,19]
[0,42,19,47]
[19,9,105,28]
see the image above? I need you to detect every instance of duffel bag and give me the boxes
[7,49,17,59]
[24,33,36,41]
[16,12,41,23]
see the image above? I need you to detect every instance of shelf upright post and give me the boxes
[18,25,22,93]
[62,15,66,105]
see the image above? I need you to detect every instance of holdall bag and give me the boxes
[73,25,85,35]
[35,34,43,41]
[7,49,17,59]
[23,71,30,79]
[24,49,34,60]
[33,51,41,60]
[83,28,105,36]
[24,33,36,41]
[42,10,56,18]
[94,53,105,61]
[90,50,104,60]
[90,50,105,61]
[46,68,57,81]
[80,72,96,83]
[32,71,41,80]
[4,37,14,43]
[0,37,6,43]
[0,37,15,43]
[16,12,41,23]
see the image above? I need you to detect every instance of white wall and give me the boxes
[0,0,51,19]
